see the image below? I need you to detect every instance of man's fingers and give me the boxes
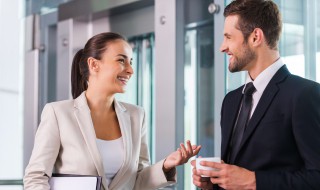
[192,178,213,189]
[192,173,202,181]
[210,177,223,185]
[190,159,196,167]
[201,161,223,169]
[197,169,220,178]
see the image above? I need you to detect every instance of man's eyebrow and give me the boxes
[224,33,231,37]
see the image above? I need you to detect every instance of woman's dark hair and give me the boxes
[71,32,126,99]
[224,0,282,50]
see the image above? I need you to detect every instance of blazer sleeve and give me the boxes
[23,104,61,190]
[133,109,176,190]
[256,82,320,190]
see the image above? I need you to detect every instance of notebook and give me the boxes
[49,174,102,190]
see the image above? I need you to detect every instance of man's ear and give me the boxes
[87,57,100,73]
[250,28,264,47]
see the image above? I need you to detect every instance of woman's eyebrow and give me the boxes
[117,54,133,61]
[117,54,127,58]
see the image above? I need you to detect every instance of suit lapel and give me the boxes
[221,90,243,160]
[73,92,108,189]
[235,65,290,160]
[108,100,132,189]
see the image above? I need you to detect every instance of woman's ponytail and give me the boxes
[71,49,88,99]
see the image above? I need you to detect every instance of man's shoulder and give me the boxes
[225,85,244,99]
[282,73,320,91]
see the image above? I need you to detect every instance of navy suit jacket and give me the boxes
[220,65,320,189]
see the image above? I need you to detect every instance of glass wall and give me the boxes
[183,0,214,189]
[0,0,25,189]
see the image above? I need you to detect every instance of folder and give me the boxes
[49,174,102,190]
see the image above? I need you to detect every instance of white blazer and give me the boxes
[24,92,176,190]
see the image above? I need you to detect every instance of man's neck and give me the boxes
[248,50,280,80]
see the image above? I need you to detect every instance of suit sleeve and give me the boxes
[133,109,176,190]
[23,104,61,190]
[256,82,320,190]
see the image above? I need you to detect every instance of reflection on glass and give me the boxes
[281,22,305,78]
[184,24,214,190]
[184,29,197,190]
[0,186,23,190]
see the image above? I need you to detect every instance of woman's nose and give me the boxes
[126,62,134,75]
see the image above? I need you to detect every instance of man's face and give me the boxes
[220,15,256,72]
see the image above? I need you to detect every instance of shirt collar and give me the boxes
[243,58,284,94]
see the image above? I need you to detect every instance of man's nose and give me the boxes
[220,41,227,52]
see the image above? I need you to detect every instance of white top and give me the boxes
[96,137,125,187]
[244,58,284,118]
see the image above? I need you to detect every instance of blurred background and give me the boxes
[0,0,319,189]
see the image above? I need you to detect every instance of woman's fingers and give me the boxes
[192,145,201,156]
[186,140,193,155]
[180,143,188,159]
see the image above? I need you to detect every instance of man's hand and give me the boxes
[190,159,214,189]
[197,161,256,190]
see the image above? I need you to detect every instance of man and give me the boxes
[191,0,320,189]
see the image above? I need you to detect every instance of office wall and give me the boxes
[0,0,24,182]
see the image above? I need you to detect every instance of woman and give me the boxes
[24,32,201,190]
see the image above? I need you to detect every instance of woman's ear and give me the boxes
[87,57,100,73]
[250,28,264,47]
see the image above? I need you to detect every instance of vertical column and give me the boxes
[214,0,226,157]
[23,14,39,171]
[154,0,177,161]
[57,19,73,100]
[304,0,317,80]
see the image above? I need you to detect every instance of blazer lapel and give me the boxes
[108,99,132,189]
[73,92,108,189]
[235,65,290,160]
[221,90,243,160]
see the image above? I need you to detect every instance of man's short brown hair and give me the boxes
[224,0,282,50]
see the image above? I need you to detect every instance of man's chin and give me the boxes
[228,64,240,73]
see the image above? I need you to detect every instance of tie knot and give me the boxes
[244,82,256,96]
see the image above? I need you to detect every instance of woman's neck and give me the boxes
[85,88,115,113]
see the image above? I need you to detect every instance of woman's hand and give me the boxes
[163,140,201,172]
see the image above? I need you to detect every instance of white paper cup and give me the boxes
[196,157,221,177]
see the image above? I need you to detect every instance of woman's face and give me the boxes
[95,39,133,94]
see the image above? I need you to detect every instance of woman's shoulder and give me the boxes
[44,99,75,111]
[116,100,144,113]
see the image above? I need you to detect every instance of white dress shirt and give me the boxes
[244,58,284,118]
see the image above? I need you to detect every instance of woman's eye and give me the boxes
[118,59,125,64]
